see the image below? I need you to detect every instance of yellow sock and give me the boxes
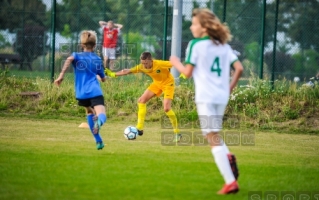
[166,109,179,133]
[136,103,146,130]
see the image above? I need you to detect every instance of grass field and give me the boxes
[0,117,319,200]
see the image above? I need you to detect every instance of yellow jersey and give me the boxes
[129,60,174,85]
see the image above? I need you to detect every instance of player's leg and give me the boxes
[197,103,238,194]
[163,98,181,142]
[162,85,180,142]
[78,98,104,150]
[136,87,156,135]
[211,104,239,181]
[108,48,117,71]
[85,106,103,148]
[86,96,106,150]
[102,47,109,69]
[91,96,107,135]
[207,131,238,194]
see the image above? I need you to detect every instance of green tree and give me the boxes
[0,0,46,32]
[211,0,274,45]
[292,50,319,79]
[0,0,48,67]
[0,33,11,48]
[14,25,49,67]
[123,32,160,60]
[272,0,319,50]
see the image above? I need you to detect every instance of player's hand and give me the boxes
[169,55,180,66]
[104,68,116,78]
[54,74,64,86]
[179,73,187,79]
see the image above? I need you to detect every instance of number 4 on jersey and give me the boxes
[211,57,221,76]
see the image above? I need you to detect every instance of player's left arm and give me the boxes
[115,23,123,30]
[169,56,193,78]
[230,60,244,93]
[54,56,74,86]
[97,65,107,82]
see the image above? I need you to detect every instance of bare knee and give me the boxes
[138,97,147,104]
[163,103,171,113]
[85,107,95,115]
[207,132,222,147]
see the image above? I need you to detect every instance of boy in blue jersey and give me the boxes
[54,30,107,150]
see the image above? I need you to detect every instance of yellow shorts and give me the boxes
[147,82,175,99]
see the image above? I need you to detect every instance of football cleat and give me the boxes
[173,133,182,143]
[137,129,143,136]
[217,181,239,195]
[96,142,104,150]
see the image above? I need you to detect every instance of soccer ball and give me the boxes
[124,126,138,140]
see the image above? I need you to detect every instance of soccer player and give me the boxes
[54,30,107,150]
[169,8,243,194]
[99,20,123,71]
[105,52,181,141]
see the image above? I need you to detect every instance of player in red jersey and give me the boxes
[99,20,123,71]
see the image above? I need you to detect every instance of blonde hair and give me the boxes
[80,30,97,49]
[192,8,232,44]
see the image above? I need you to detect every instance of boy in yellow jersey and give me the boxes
[105,52,181,141]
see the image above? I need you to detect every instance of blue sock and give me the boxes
[98,113,107,126]
[87,114,102,143]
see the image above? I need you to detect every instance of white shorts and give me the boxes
[196,103,227,134]
[102,47,116,59]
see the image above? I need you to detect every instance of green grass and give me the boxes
[0,117,319,199]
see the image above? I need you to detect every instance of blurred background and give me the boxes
[0,0,318,82]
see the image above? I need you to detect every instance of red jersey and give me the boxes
[102,27,119,48]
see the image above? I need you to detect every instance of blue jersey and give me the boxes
[71,52,105,99]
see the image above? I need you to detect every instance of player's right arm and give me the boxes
[170,56,194,78]
[54,56,74,86]
[115,69,132,76]
[104,68,132,78]
[105,65,141,78]
[99,21,107,27]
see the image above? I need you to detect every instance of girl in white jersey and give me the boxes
[170,8,243,195]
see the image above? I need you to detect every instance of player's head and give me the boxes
[80,30,97,50]
[107,20,114,29]
[140,52,153,69]
[191,8,232,44]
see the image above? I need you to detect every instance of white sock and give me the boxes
[221,140,230,154]
[212,146,235,184]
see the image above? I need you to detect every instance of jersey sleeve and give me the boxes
[71,52,77,67]
[158,60,172,69]
[129,64,141,73]
[185,40,198,66]
[96,59,106,79]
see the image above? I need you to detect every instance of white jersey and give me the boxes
[185,36,238,104]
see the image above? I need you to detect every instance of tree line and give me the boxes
[0,0,318,78]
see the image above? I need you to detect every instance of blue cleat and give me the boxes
[96,142,104,150]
